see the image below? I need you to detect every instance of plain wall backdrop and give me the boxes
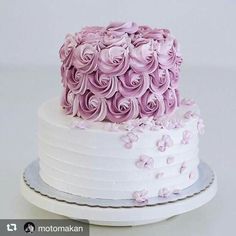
[1,1,236,235]
[0,0,235,68]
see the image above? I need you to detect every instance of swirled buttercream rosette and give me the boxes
[98,45,130,76]
[118,69,149,98]
[72,44,98,74]
[59,22,184,123]
[88,72,118,98]
[139,90,165,118]
[64,67,88,95]
[107,92,139,123]
[130,39,158,74]
[74,91,107,122]
[149,68,170,94]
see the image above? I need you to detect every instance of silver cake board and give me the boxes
[21,160,217,226]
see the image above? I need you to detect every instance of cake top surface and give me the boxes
[59,22,183,123]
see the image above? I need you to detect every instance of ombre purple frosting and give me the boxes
[60,22,182,123]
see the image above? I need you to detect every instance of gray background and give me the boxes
[0,0,236,235]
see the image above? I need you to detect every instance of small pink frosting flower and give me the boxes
[75,91,107,121]
[158,188,171,198]
[98,45,130,76]
[71,120,90,129]
[118,69,150,98]
[163,119,183,129]
[197,118,205,135]
[88,71,118,98]
[130,40,158,74]
[104,122,120,132]
[121,132,139,149]
[163,88,178,114]
[156,135,174,152]
[107,92,139,123]
[149,68,170,94]
[184,111,198,119]
[72,44,98,74]
[139,90,165,119]
[135,155,154,169]
[123,119,139,131]
[181,130,192,144]
[181,98,195,106]
[133,189,148,203]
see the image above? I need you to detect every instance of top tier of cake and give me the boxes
[60,22,183,123]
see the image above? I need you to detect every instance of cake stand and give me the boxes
[21,160,217,226]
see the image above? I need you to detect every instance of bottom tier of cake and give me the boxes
[38,98,203,201]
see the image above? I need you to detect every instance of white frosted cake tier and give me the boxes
[38,98,203,200]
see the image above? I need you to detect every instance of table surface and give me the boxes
[0,66,235,236]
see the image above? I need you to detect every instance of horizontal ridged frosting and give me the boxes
[38,98,202,199]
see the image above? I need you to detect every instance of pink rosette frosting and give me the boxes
[65,67,88,95]
[143,28,170,42]
[139,90,165,118]
[88,72,118,98]
[72,44,98,74]
[75,91,107,121]
[149,68,170,94]
[107,92,139,123]
[102,33,130,48]
[106,22,138,36]
[75,26,104,46]
[61,88,76,115]
[163,88,178,114]
[60,65,67,87]
[137,25,152,35]
[158,48,177,70]
[59,34,77,68]
[156,37,180,69]
[118,69,149,98]
[168,66,180,88]
[59,22,184,122]
[130,40,158,74]
[98,46,129,76]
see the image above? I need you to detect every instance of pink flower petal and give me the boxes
[158,188,171,198]
[127,132,139,142]
[124,142,132,149]
[133,189,148,203]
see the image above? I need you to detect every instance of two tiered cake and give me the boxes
[38,22,205,202]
